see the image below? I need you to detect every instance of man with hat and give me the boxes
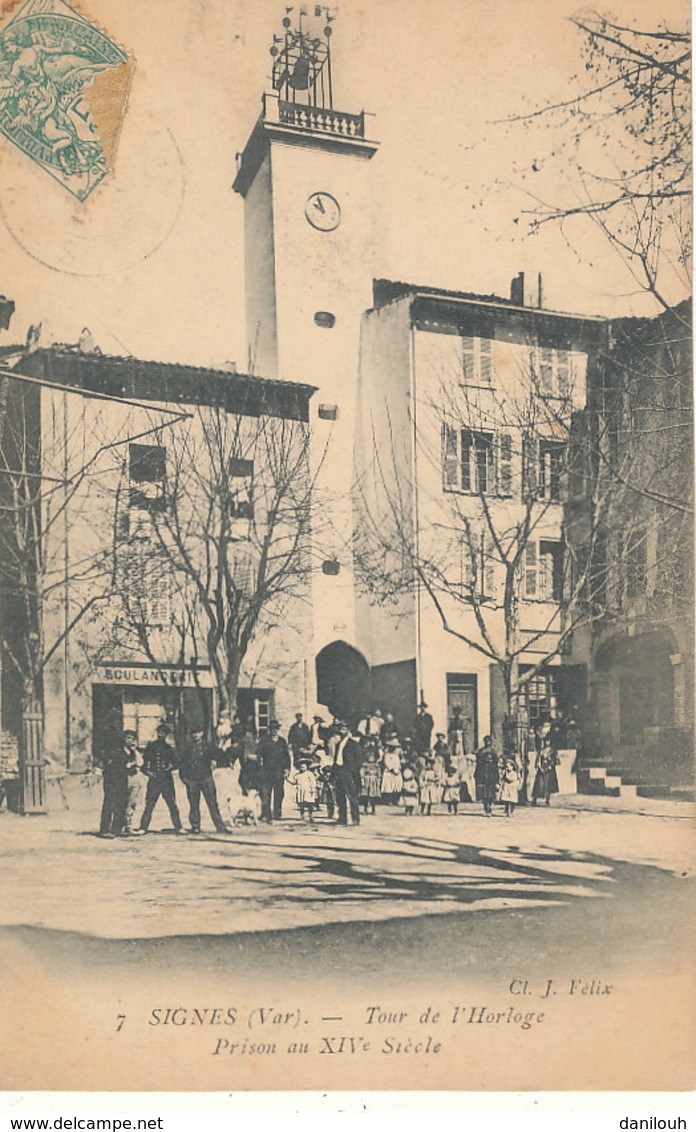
[178,725,229,834]
[288,712,311,767]
[310,714,326,749]
[332,720,364,826]
[414,701,435,755]
[99,728,139,838]
[139,722,184,834]
[257,720,291,822]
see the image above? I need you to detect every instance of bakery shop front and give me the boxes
[91,663,275,759]
[91,663,217,759]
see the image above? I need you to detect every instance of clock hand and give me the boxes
[314,196,326,214]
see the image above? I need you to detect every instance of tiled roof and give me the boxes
[15,347,317,422]
[372,278,607,324]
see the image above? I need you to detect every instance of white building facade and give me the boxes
[2,348,314,778]
[353,281,607,744]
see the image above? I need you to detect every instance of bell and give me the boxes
[288,53,311,89]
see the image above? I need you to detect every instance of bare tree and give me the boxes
[112,403,318,720]
[0,359,194,803]
[353,340,626,749]
[0,371,127,805]
[504,10,692,524]
[510,10,691,312]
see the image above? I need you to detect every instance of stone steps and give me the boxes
[576,762,690,801]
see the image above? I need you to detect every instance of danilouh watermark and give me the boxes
[620,1120,686,1129]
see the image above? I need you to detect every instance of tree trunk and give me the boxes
[218,648,243,723]
[500,659,520,757]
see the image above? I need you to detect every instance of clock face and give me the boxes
[305,191,341,232]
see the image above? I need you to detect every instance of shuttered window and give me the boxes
[461,335,493,385]
[497,433,513,496]
[535,347,574,398]
[522,540,564,601]
[444,426,513,496]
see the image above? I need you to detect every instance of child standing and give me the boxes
[401,765,419,815]
[418,757,439,816]
[317,765,336,819]
[291,758,318,821]
[442,764,461,814]
[360,748,382,815]
[497,752,521,817]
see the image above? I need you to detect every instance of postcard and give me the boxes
[0,0,693,1094]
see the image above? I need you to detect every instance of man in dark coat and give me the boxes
[257,720,291,822]
[139,722,184,834]
[178,726,228,834]
[288,712,311,766]
[413,702,435,754]
[99,729,138,837]
[332,721,364,826]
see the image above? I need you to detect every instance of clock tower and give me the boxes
[233,9,379,700]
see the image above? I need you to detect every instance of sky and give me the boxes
[0,0,689,369]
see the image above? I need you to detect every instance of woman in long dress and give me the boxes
[531,744,560,806]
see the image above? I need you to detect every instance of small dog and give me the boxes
[228,789,261,827]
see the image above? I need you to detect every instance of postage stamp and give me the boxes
[0,0,134,200]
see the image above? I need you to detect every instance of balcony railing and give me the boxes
[272,98,365,138]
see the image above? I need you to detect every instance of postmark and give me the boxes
[0,0,135,200]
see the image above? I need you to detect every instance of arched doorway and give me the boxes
[315,641,370,725]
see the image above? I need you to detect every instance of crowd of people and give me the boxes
[98,700,567,838]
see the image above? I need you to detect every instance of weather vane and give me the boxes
[269,5,339,110]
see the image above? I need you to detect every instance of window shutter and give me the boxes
[462,337,476,384]
[557,442,570,503]
[461,537,475,595]
[524,542,537,597]
[557,351,571,398]
[496,432,513,496]
[538,547,550,600]
[540,348,554,394]
[480,337,493,383]
[538,441,564,501]
[522,436,538,498]
[460,431,473,492]
[229,544,256,598]
[483,534,497,600]
[442,425,458,490]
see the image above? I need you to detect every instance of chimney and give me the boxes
[510,272,544,308]
[0,295,15,332]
